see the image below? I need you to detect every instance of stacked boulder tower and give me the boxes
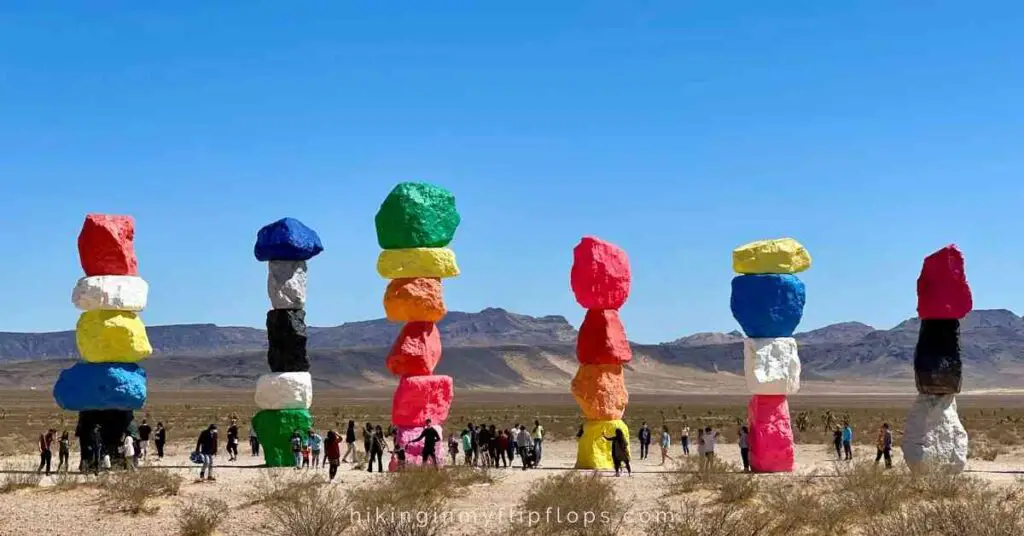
[570,236,632,470]
[251,218,324,467]
[730,238,811,473]
[375,182,461,467]
[903,245,971,472]
[54,214,152,460]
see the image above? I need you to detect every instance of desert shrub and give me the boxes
[49,471,93,492]
[644,499,769,536]
[245,471,325,507]
[908,465,988,500]
[969,442,1007,461]
[715,474,760,505]
[177,498,229,536]
[863,497,1024,536]
[0,463,42,494]
[662,456,737,495]
[829,461,909,516]
[258,484,353,536]
[98,468,183,515]
[513,471,626,536]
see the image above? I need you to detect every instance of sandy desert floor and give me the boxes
[0,439,1022,536]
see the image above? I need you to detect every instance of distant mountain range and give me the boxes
[2,308,1022,391]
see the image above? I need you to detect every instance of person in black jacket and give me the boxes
[226,419,240,461]
[137,420,152,461]
[342,421,357,463]
[408,419,440,467]
[90,424,103,474]
[154,422,166,459]
[195,424,218,481]
[637,422,651,460]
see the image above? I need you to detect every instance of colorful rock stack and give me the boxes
[730,238,811,473]
[570,236,631,470]
[375,182,461,467]
[903,245,971,472]
[54,214,152,459]
[251,218,324,467]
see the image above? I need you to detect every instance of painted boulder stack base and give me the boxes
[570,237,632,469]
[55,214,151,462]
[904,245,971,472]
[731,237,811,473]
[374,182,461,469]
[252,218,323,467]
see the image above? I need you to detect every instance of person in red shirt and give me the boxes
[37,429,55,476]
[324,430,342,480]
[495,430,510,468]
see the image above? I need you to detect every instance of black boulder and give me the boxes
[267,309,309,372]
[914,318,962,395]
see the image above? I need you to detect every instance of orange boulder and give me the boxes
[386,322,442,376]
[571,364,628,420]
[383,278,446,322]
[576,309,632,365]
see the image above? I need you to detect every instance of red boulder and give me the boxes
[78,214,138,276]
[917,245,972,319]
[748,394,795,472]
[570,236,631,310]
[576,309,632,365]
[386,322,442,376]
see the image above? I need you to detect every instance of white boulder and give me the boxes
[254,372,313,410]
[744,337,801,394]
[268,260,307,309]
[72,276,149,311]
[903,394,968,472]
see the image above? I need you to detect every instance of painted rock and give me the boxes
[747,394,795,472]
[76,310,152,363]
[266,309,309,372]
[917,245,972,319]
[75,409,135,458]
[376,248,460,279]
[744,337,801,395]
[254,372,313,410]
[570,237,631,310]
[72,275,148,311]
[375,182,461,250]
[251,409,314,467]
[254,218,324,262]
[732,238,811,274]
[383,278,447,323]
[914,319,962,395]
[78,214,139,277]
[395,425,446,466]
[391,375,454,427]
[386,322,442,376]
[903,394,968,472]
[267,260,307,310]
[53,362,147,411]
[575,419,629,470]
[730,274,806,338]
[576,309,632,365]
[570,364,628,420]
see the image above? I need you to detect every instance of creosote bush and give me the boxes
[513,471,626,536]
[98,468,183,515]
[0,463,42,494]
[177,498,229,536]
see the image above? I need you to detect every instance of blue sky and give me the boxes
[1,2,1022,343]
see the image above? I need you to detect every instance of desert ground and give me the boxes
[1,390,1023,536]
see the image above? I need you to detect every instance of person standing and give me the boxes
[325,430,342,480]
[469,424,480,466]
[57,431,70,473]
[368,425,386,472]
[342,421,357,463]
[363,423,373,458]
[408,419,440,467]
[461,429,473,465]
[874,423,893,469]
[702,427,718,468]
[738,426,750,472]
[226,419,240,462]
[290,431,304,469]
[447,432,460,466]
[505,428,516,464]
[637,422,651,460]
[249,426,260,457]
[137,420,152,461]
[832,427,843,460]
[532,420,545,465]
[90,424,103,474]
[603,428,632,477]
[515,425,533,471]
[121,432,136,471]
[680,425,690,456]
[308,429,323,469]
[195,424,218,481]
[154,422,166,459]
[659,426,674,465]
[37,428,55,475]
[842,422,853,461]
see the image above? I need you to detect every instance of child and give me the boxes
[302,443,311,469]
[448,433,460,465]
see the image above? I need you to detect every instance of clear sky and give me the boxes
[1,2,1022,343]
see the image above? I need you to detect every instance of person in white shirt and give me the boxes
[680,425,691,456]
[121,433,136,471]
[702,426,719,469]
[515,426,533,471]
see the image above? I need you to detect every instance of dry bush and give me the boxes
[0,463,42,493]
[829,461,909,516]
[49,471,94,492]
[983,426,1021,447]
[245,471,325,507]
[863,497,1024,536]
[715,473,760,505]
[177,498,229,536]
[513,471,626,536]
[662,456,737,495]
[969,442,1007,461]
[346,469,453,536]
[98,468,183,515]
[258,483,353,536]
[908,465,988,500]
[644,499,769,536]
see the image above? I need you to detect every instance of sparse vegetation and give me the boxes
[177,498,229,536]
[245,471,325,507]
[257,483,354,536]
[514,471,627,536]
[98,468,183,515]
[0,463,42,493]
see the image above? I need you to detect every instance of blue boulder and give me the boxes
[730,274,806,337]
[254,217,324,261]
[53,362,147,411]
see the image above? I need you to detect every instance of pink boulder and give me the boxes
[748,394,794,473]
[917,245,972,319]
[78,214,139,276]
[386,322,442,376]
[576,309,632,365]
[394,425,446,467]
[570,237,631,310]
[391,375,453,427]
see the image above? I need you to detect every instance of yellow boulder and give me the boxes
[575,420,630,470]
[377,248,460,279]
[732,238,811,274]
[76,310,153,363]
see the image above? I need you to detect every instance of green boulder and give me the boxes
[375,182,460,249]
[252,408,312,467]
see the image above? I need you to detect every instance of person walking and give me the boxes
[738,426,751,472]
[37,429,55,475]
[532,420,545,465]
[461,429,473,465]
[468,423,479,466]
[325,430,342,480]
[505,428,516,464]
[680,425,690,456]
[637,422,651,460]
[448,432,460,465]
[154,422,166,459]
[659,426,674,465]
[832,427,843,460]
[702,427,718,469]
[408,419,440,467]
[603,428,632,477]
[874,423,893,469]
[477,425,491,467]
[363,423,373,457]
[309,429,323,469]
[249,426,260,457]
[515,425,533,471]
[121,432,137,471]
[842,422,854,461]
[57,430,70,473]
[368,425,386,472]
[342,421,357,463]
[195,424,218,481]
[226,419,240,462]
[495,429,509,468]
[290,431,304,469]
[137,420,152,461]
[696,428,705,459]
